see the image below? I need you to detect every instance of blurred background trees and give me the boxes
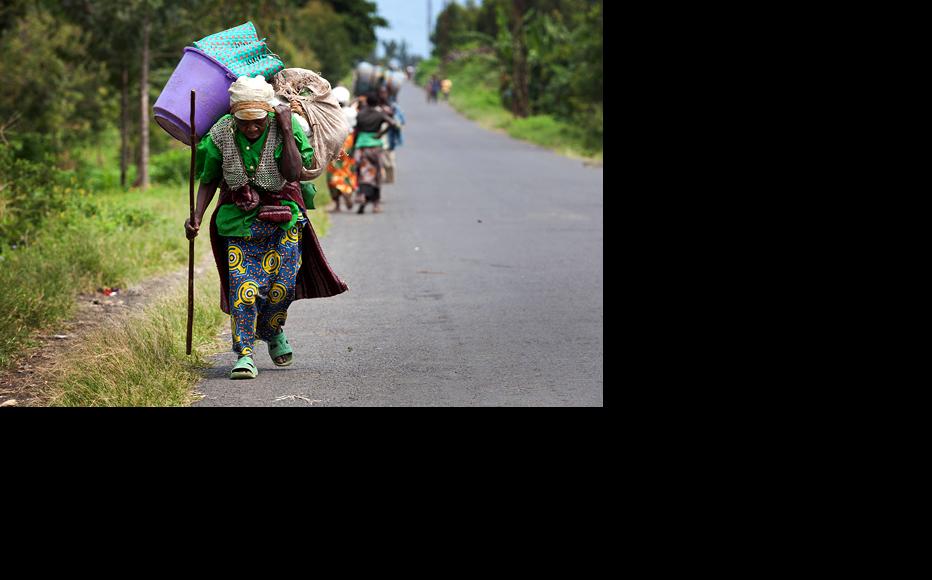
[427,0,602,150]
[1,0,601,184]
[0,0,385,186]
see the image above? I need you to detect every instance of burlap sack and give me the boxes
[271,68,350,180]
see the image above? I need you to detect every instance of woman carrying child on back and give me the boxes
[351,91,400,214]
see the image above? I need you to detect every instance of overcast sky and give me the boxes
[374,0,474,59]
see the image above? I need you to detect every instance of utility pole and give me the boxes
[428,0,432,53]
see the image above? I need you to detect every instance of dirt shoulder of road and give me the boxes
[0,260,212,407]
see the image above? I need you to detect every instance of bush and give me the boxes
[415,57,441,86]
[574,103,603,154]
[150,147,192,186]
[0,146,70,249]
[0,184,191,368]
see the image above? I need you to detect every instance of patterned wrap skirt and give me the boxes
[226,217,304,357]
[327,133,358,198]
[354,146,382,190]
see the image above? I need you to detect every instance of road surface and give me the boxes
[195,86,603,406]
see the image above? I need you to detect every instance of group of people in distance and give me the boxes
[327,83,403,215]
[426,74,452,103]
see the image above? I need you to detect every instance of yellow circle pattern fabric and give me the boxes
[262,249,282,276]
[227,218,304,358]
[269,282,287,305]
[229,244,247,275]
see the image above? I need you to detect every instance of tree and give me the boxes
[398,39,411,67]
[0,5,109,158]
[59,0,199,188]
[59,0,138,185]
[329,0,387,64]
[509,0,531,118]
[382,39,399,63]
[431,1,475,58]
[2,0,393,178]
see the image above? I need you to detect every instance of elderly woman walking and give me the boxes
[185,76,347,380]
[326,86,359,212]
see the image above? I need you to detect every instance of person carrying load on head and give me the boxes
[184,75,348,380]
[376,85,404,184]
[326,86,358,212]
[351,91,400,214]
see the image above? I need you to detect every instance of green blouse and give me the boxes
[354,131,385,149]
[196,112,316,237]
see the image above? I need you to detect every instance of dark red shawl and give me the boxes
[209,182,349,315]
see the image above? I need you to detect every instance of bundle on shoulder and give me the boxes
[272,68,350,181]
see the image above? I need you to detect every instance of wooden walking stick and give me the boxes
[186,90,196,356]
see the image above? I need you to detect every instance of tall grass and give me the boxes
[0,186,191,367]
[2,116,336,407]
[43,178,332,406]
[0,175,332,369]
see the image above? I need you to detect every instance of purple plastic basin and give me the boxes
[154,47,238,146]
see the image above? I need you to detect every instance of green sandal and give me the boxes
[230,356,258,380]
[268,331,294,367]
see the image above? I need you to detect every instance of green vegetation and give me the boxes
[2,1,385,168]
[417,55,511,127]
[0,179,333,371]
[419,0,602,159]
[39,178,333,407]
[416,55,598,161]
[0,139,332,369]
[45,268,228,407]
[0,182,185,369]
[0,1,365,390]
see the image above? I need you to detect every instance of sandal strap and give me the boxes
[233,356,257,371]
[268,331,293,358]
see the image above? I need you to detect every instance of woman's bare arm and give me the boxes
[185,179,219,239]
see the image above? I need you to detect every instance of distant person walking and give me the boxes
[377,85,402,184]
[326,86,358,212]
[441,78,452,101]
[352,91,400,214]
[427,74,440,103]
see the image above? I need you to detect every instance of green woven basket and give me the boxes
[193,22,284,80]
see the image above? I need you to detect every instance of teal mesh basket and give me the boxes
[193,22,284,80]
[193,22,258,53]
[226,44,284,79]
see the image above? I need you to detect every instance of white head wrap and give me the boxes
[332,86,351,107]
[229,76,275,120]
[342,106,357,129]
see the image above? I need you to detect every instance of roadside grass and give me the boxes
[44,266,227,407]
[35,176,331,406]
[508,115,591,158]
[0,173,331,370]
[416,56,602,162]
[2,115,335,406]
[0,185,191,368]
[306,179,332,237]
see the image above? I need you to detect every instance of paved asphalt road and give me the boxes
[194,86,603,406]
